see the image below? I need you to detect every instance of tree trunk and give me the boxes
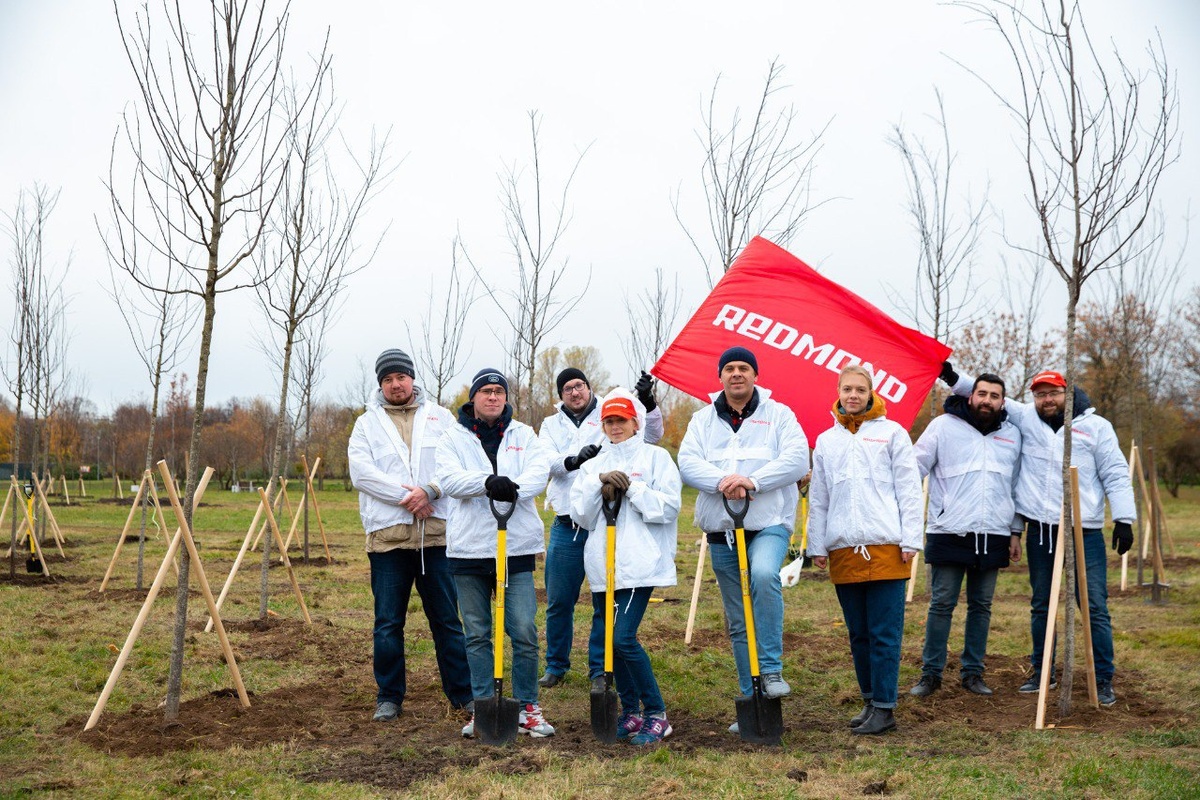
[1058,283,1080,717]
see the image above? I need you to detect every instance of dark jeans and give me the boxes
[835,579,907,708]
[543,516,589,677]
[368,546,472,708]
[1025,521,1115,682]
[586,587,665,716]
[921,563,1000,680]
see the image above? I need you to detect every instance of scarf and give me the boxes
[833,393,887,434]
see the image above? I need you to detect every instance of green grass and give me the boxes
[2,481,1199,797]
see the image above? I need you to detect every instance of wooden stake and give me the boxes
[99,471,181,591]
[256,487,312,624]
[32,472,66,555]
[99,472,151,591]
[301,456,331,562]
[61,474,70,506]
[280,458,328,560]
[684,537,708,645]
[1069,467,1098,708]
[1034,503,1067,731]
[205,492,271,632]
[249,482,287,552]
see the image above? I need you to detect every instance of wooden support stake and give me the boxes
[684,537,708,645]
[79,476,86,497]
[99,472,180,591]
[281,458,326,559]
[205,492,270,632]
[256,487,312,624]
[99,472,151,591]
[61,474,70,506]
[1070,467,1098,708]
[249,483,287,552]
[32,471,66,554]
[1034,504,1067,731]
[301,456,331,562]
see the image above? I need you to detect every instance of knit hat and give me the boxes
[556,367,589,397]
[470,368,510,398]
[600,395,637,420]
[376,349,415,384]
[718,346,758,375]
[1030,370,1067,390]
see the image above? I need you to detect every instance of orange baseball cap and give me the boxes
[1030,370,1067,389]
[601,396,638,420]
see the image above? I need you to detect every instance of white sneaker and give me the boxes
[762,673,791,699]
[729,721,739,734]
[461,714,474,738]
[518,703,555,738]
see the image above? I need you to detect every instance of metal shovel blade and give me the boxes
[26,556,40,573]
[735,680,783,745]
[590,673,619,743]
[475,683,521,746]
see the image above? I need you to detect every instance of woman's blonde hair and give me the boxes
[838,364,874,391]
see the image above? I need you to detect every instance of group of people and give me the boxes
[347,344,1135,744]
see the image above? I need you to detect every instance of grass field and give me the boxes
[1,479,1198,798]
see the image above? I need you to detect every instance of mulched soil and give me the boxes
[66,615,1178,793]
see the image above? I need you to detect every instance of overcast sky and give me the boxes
[1,0,1197,415]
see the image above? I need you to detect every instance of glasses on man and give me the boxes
[477,387,507,397]
[562,381,588,395]
[1032,389,1066,400]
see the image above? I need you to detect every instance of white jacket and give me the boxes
[435,416,551,560]
[912,407,1023,536]
[570,435,680,592]
[677,387,809,532]
[348,387,453,535]
[807,415,925,557]
[539,397,664,516]
[951,375,1134,528]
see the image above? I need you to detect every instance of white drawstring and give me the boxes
[854,544,871,561]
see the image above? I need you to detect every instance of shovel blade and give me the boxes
[475,694,521,746]
[735,690,783,745]
[26,557,41,574]
[590,675,620,743]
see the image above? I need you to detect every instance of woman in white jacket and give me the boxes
[570,389,680,746]
[808,365,924,736]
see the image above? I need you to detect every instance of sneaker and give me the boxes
[1097,681,1117,707]
[518,703,556,738]
[961,674,994,696]
[1019,675,1058,693]
[630,715,672,746]
[762,673,791,699]
[538,671,563,689]
[909,674,941,697]
[849,702,873,728]
[728,721,739,735]
[372,700,400,721]
[461,714,475,738]
[616,711,644,740]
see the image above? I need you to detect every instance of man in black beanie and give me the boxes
[536,366,665,688]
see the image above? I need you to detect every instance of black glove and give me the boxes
[1111,521,1133,555]
[635,370,657,412]
[564,443,601,471]
[939,361,959,387]
[484,474,520,502]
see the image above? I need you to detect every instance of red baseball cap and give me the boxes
[1030,370,1067,389]
[600,396,638,420]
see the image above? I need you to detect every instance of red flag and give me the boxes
[652,237,951,436]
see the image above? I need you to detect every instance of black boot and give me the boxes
[851,706,896,735]
[908,674,941,697]
[849,702,873,728]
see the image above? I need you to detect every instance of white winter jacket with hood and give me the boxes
[348,386,453,536]
[807,415,925,557]
[951,375,1134,529]
[569,393,680,592]
[912,399,1023,536]
[435,413,551,560]
[540,396,664,517]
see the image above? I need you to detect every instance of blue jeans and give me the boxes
[543,516,589,677]
[586,587,665,716]
[835,579,907,708]
[921,563,1000,680]
[709,524,789,697]
[368,546,472,708]
[1025,522,1115,682]
[454,570,540,705]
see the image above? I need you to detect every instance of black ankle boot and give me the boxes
[851,706,896,735]
[849,702,873,728]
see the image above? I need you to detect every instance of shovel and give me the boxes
[23,485,39,573]
[724,494,784,745]
[590,489,624,743]
[476,497,521,746]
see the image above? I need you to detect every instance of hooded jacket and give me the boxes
[570,417,680,592]
[807,411,925,558]
[951,375,1135,529]
[539,394,664,517]
[435,410,551,560]
[348,386,453,541]
[677,386,809,533]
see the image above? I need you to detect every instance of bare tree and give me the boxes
[289,306,332,555]
[675,58,830,286]
[890,89,988,418]
[622,267,683,373]
[111,0,303,720]
[406,234,477,405]
[254,54,390,616]
[961,0,1178,715]
[476,112,591,425]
